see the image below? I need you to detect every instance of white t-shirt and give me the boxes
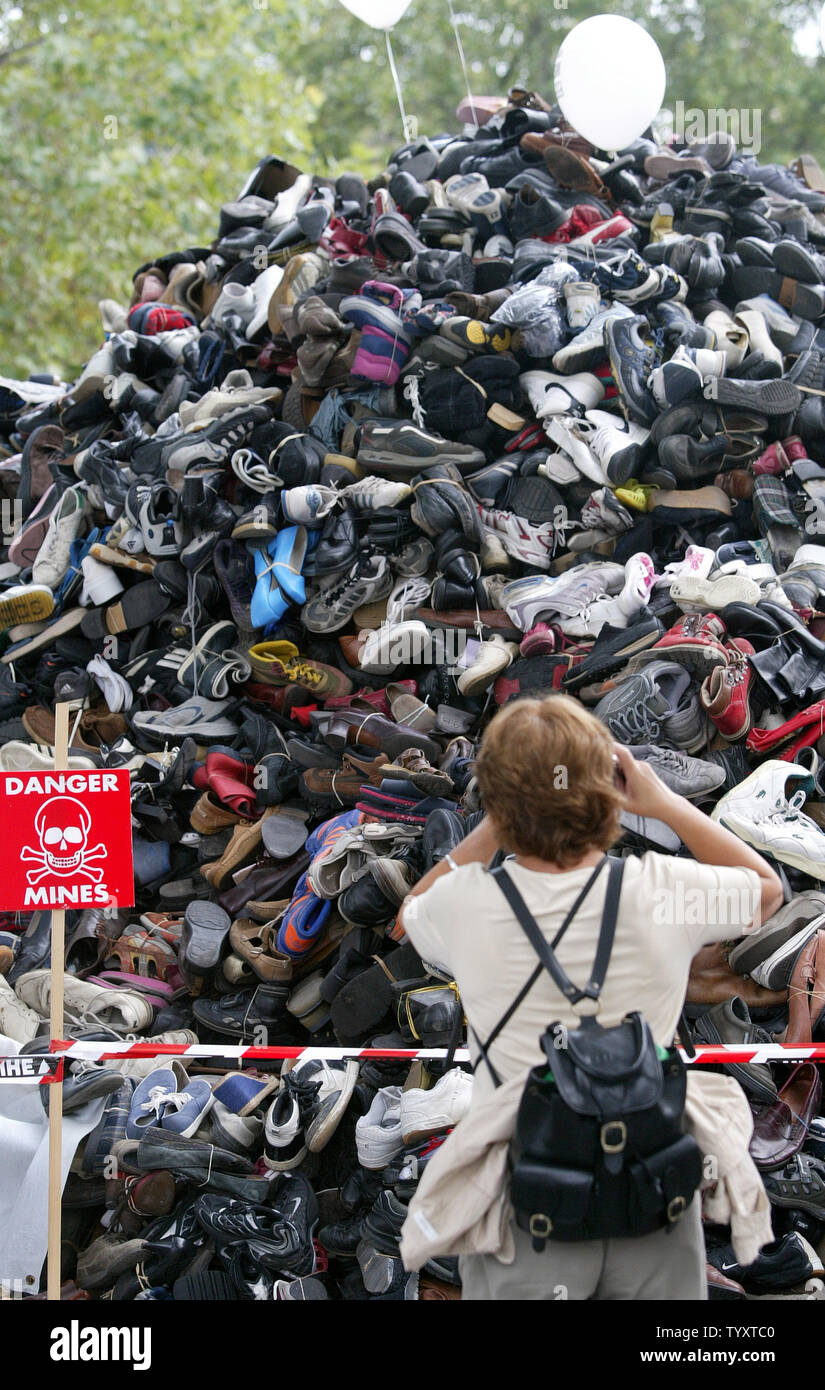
[402,852,762,1100]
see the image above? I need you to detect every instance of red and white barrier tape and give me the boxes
[0,1041,823,1070]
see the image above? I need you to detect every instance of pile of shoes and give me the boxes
[6,86,825,1297]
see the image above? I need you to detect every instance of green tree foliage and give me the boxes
[1,0,824,380]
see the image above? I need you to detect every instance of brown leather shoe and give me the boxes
[301,751,388,807]
[201,807,276,889]
[715,469,754,500]
[190,791,251,835]
[542,144,611,199]
[22,704,127,751]
[218,850,310,917]
[229,915,293,982]
[322,710,441,762]
[0,945,13,976]
[688,943,787,1008]
[411,608,521,640]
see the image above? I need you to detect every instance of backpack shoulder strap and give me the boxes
[472,856,610,1088]
[491,856,624,1007]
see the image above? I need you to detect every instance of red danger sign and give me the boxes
[0,769,134,910]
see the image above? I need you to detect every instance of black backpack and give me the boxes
[474,854,703,1250]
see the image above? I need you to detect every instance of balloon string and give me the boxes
[385,29,413,142]
[446,0,478,128]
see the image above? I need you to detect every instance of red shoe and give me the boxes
[323,681,417,716]
[700,638,754,740]
[567,211,633,247]
[544,204,603,243]
[649,612,728,674]
[783,434,808,463]
[753,441,790,476]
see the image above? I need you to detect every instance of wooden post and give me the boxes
[46,702,69,1302]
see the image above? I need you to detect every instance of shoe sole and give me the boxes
[181,902,232,973]
[704,377,803,416]
[730,906,825,975]
[0,606,86,664]
[0,588,55,627]
[744,920,823,990]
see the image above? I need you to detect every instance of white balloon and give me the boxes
[554,15,666,153]
[336,0,414,29]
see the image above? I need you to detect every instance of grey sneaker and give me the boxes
[729,891,825,976]
[693,997,777,1103]
[594,660,705,751]
[632,744,726,799]
[302,555,393,633]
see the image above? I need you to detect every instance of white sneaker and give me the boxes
[178,368,283,426]
[546,410,649,486]
[0,974,41,1043]
[477,504,568,570]
[658,545,717,588]
[342,477,413,512]
[280,485,339,525]
[263,1088,306,1170]
[80,554,124,606]
[551,305,633,372]
[670,569,762,613]
[359,620,431,675]
[456,635,519,695]
[544,415,608,485]
[87,654,133,712]
[400,1068,473,1145]
[563,279,601,329]
[355,1085,404,1169]
[560,553,657,639]
[719,790,825,880]
[521,369,605,418]
[647,346,726,409]
[502,564,625,631]
[0,740,97,771]
[281,1056,360,1153]
[32,486,87,588]
[711,759,816,825]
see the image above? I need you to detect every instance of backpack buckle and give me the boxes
[667,1195,687,1223]
[529,1213,553,1239]
[600,1120,627,1154]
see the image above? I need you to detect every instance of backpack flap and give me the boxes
[544,1014,665,1132]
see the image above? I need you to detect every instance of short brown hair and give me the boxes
[475,694,622,866]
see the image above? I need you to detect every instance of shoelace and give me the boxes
[402,374,426,427]
[139,1085,176,1118]
[610,701,663,743]
[386,575,432,625]
[746,789,812,829]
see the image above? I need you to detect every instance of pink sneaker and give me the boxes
[520,622,557,657]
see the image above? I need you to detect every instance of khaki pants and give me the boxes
[459,1197,706,1301]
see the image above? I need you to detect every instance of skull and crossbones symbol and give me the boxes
[22,796,108,885]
